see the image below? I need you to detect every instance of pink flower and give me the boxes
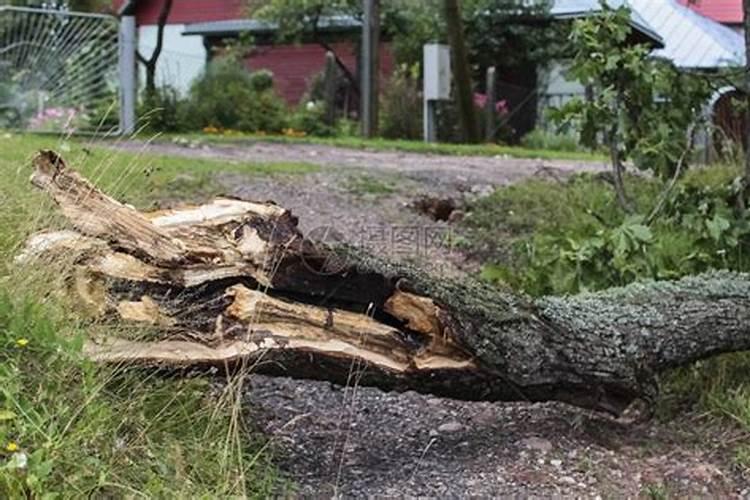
[473,93,509,115]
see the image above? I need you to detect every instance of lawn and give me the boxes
[162,132,606,162]
[0,133,301,497]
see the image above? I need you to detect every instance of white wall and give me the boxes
[138,24,206,96]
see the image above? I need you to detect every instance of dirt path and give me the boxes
[116,140,748,497]
[112,139,608,191]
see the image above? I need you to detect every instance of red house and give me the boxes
[115,0,393,105]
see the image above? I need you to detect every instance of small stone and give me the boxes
[520,436,553,453]
[473,407,496,425]
[551,459,562,468]
[448,209,465,223]
[437,421,463,433]
[560,476,577,485]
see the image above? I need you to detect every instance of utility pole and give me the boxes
[361,0,380,138]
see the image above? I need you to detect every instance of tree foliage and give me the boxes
[552,3,710,182]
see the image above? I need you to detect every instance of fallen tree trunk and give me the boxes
[20,150,750,416]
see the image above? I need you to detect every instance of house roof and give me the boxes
[550,0,664,46]
[630,0,744,68]
[182,15,361,37]
[183,1,664,46]
[677,0,743,25]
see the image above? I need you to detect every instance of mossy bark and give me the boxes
[22,151,750,417]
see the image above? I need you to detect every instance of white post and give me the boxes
[119,15,137,136]
[423,43,451,143]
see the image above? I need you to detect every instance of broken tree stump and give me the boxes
[19,150,750,416]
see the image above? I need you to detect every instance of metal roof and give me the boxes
[629,0,744,68]
[551,0,664,46]
[183,15,361,37]
[182,0,743,69]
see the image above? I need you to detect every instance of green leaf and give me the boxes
[0,409,15,420]
[706,214,730,242]
[628,223,652,243]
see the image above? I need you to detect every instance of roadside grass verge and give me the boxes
[0,132,291,496]
[458,166,750,468]
[159,132,606,162]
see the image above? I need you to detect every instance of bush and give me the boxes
[380,64,422,140]
[291,101,335,137]
[249,69,275,92]
[462,165,750,296]
[139,86,187,133]
[184,57,288,133]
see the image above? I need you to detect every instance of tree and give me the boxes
[553,3,709,211]
[744,0,750,189]
[135,0,173,97]
[23,149,750,417]
[443,0,480,143]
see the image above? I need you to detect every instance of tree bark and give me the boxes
[743,0,750,189]
[443,0,480,144]
[22,151,750,417]
[136,0,173,97]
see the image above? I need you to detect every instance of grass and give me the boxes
[161,132,607,162]
[0,132,305,496]
[345,174,399,197]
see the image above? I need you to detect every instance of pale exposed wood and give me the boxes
[31,150,193,265]
[117,296,175,326]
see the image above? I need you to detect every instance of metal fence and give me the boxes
[0,6,121,134]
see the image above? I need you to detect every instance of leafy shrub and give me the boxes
[463,166,750,296]
[249,69,275,92]
[291,101,335,137]
[139,85,187,133]
[184,57,288,133]
[380,64,422,140]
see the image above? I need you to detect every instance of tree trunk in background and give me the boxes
[443,0,480,144]
[22,150,750,418]
[136,0,173,98]
[744,0,750,187]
